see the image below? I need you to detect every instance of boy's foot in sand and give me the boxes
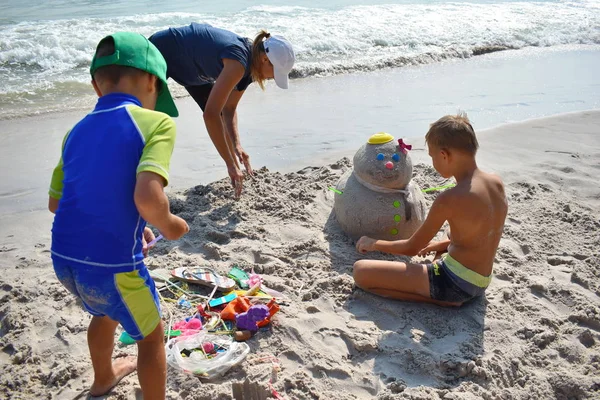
[89,356,137,397]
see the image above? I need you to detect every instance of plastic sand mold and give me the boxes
[227,266,250,289]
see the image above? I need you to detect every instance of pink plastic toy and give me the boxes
[248,270,263,287]
[173,317,202,336]
[202,342,215,353]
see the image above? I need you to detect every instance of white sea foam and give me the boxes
[1,1,599,117]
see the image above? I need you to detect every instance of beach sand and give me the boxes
[1,109,599,399]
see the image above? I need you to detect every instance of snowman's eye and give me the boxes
[376,153,385,161]
[392,153,400,162]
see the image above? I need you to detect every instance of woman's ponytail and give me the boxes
[250,30,271,90]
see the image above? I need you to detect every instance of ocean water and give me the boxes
[1,0,599,119]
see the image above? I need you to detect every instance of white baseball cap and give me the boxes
[264,35,295,89]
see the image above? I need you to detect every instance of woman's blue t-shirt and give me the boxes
[150,23,253,91]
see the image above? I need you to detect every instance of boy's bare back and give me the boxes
[442,169,507,277]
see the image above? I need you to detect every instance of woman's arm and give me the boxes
[204,59,246,196]
[222,90,243,151]
[222,89,253,175]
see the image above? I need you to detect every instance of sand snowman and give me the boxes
[333,132,427,241]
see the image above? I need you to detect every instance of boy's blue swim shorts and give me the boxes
[52,256,161,341]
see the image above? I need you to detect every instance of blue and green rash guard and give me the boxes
[49,93,176,272]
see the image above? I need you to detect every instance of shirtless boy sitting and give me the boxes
[354,113,508,306]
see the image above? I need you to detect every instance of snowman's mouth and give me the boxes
[366,168,397,183]
[378,164,398,175]
[354,172,410,194]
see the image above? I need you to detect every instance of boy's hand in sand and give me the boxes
[356,236,378,254]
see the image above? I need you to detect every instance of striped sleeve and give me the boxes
[127,106,177,185]
[48,130,72,199]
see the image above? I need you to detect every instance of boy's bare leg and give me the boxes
[353,260,461,307]
[88,316,137,397]
[137,321,166,400]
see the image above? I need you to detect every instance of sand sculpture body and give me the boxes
[334,133,427,241]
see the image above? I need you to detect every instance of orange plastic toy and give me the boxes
[221,297,251,321]
[257,298,280,328]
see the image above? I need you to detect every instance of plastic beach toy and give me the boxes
[228,266,250,289]
[146,233,163,247]
[221,297,252,321]
[257,298,280,328]
[368,132,394,145]
[422,183,456,193]
[236,305,270,331]
[173,318,202,336]
[209,292,238,308]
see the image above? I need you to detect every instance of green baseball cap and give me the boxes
[90,32,178,117]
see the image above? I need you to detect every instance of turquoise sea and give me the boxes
[1,0,599,119]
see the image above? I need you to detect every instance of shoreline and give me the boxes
[2,45,600,219]
[2,44,600,123]
[0,41,545,123]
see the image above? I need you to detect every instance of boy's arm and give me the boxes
[358,194,451,256]
[417,238,451,256]
[48,130,71,214]
[48,197,59,214]
[134,172,188,240]
[133,111,188,240]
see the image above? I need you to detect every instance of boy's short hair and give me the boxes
[93,37,148,85]
[426,113,479,155]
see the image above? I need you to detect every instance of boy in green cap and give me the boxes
[48,32,188,398]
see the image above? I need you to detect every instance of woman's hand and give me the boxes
[228,164,244,199]
[235,146,254,176]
